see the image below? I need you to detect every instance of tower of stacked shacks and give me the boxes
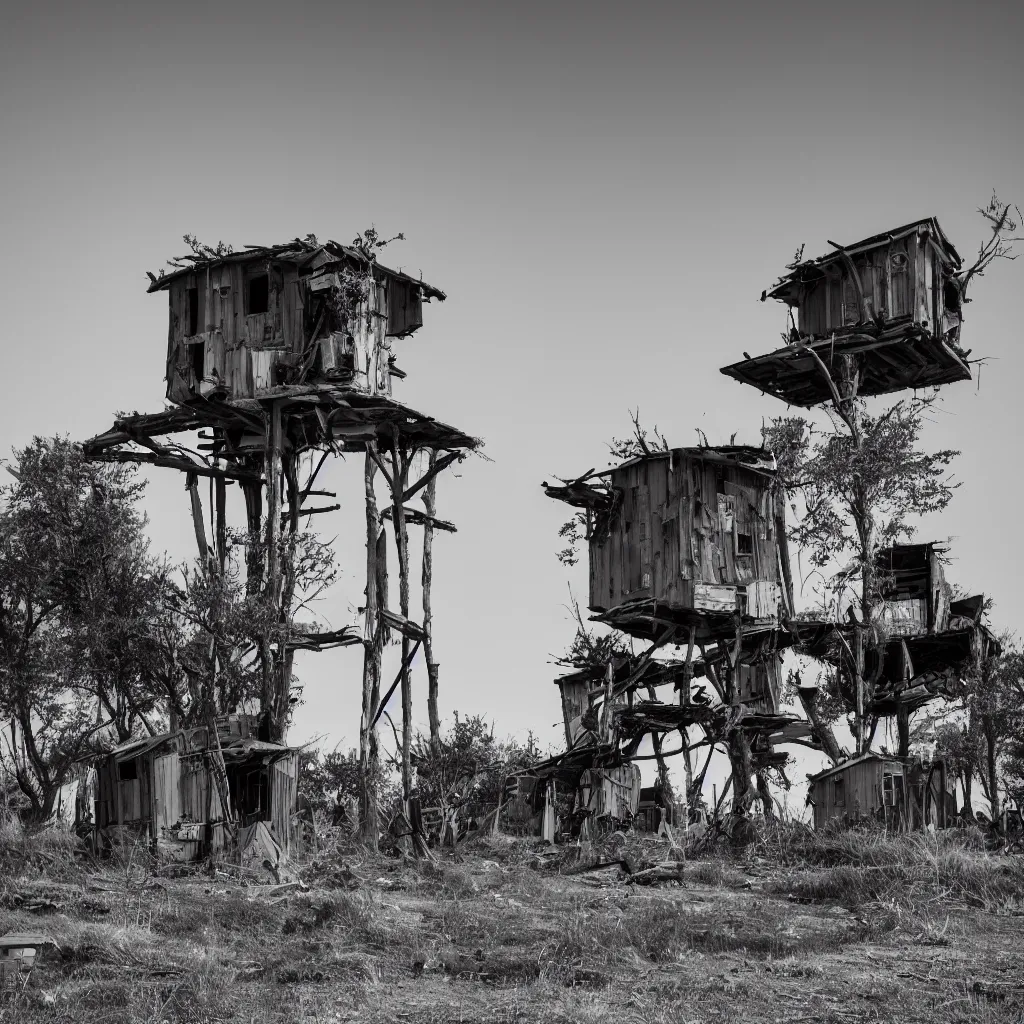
[539,444,813,839]
[721,218,998,829]
[512,218,998,842]
[83,237,479,847]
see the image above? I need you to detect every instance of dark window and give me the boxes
[118,759,138,781]
[833,778,846,806]
[191,340,205,382]
[247,274,269,315]
[187,287,199,336]
[737,532,753,555]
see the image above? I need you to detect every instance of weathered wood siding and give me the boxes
[153,753,181,832]
[271,753,299,857]
[557,678,590,747]
[165,261,402,404]
[735,656,783,714]
[795,229,947,339]
[812,758,906,828]
[588,453,781,619]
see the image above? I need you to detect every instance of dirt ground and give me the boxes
[2,835,1023,1024]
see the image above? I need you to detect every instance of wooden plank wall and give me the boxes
[736,656,783,713]
[813,760,895,828]
[271,754,299,857]
[796,233,944,338]
[558,679,589,746]
[589,455,779,615]
[152,753,181,833]
[927,548,950,633]
[179,754,210,823]
[165,262,403,403]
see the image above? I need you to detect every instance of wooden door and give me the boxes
[153,753,181,833]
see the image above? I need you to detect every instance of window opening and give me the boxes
[247,274,270,315]
[833,778,846,806]
[191,340,205,382]
[737,532,753,555]
[118,759,138,781]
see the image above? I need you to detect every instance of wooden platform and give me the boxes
[720,322,971,407]
[83,386,480,480]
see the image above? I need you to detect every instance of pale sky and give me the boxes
[2,1,1022,803]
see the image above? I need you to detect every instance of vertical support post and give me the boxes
[681,728,695,809]
[422,449,441,751]
[389,436,414,814]
[600,660,614,743]
[241,466,264,596]
[679,624,696,707]
[259,399,284,738]
[647,684,671,796]
[359,445,383,848]
[215,473,227,577]
[266,399,283,604]
[186,473,209,563]
[854,626,865,755]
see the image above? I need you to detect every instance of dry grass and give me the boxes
[1,823,1022,1023]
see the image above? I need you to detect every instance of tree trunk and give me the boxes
[422,451,441,751]
[681,730,695,809]
[756,771,775,819]
[962,768,975,820]
[728,730,755,814]
[721,654,754,815]
[896,705,911,758]
[241,475,264,596]
[270,456,300,742]
[261,400,283,733]
[795,685,843,764]
[646,684,671,794]
[984,715,1001,823]
[359,448,383,848]
[853,625,865,755]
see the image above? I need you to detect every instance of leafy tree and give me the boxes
[154,525,339,734]
[411,713,541,845]
[764,394,959,751]
[763,197,1021,754]
[963,641,1024,823]
[0,438,152,818]
[933,720,981,819]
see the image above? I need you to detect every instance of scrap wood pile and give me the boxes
[537,830,693,887]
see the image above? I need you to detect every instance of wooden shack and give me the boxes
[93,714,299,861]
[151,239,443,405]
[809,752,956,830]
[499,763,641,842]
[875,542,951,637]
[721,218,972,406]
[546,446,792,641]
[797,542,997,718]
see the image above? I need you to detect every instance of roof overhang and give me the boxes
[147,239,445,301]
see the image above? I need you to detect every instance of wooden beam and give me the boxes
[85,449,261,483]
[402,450,463,502]
[381,506,456,533]
[186,474,209,562]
